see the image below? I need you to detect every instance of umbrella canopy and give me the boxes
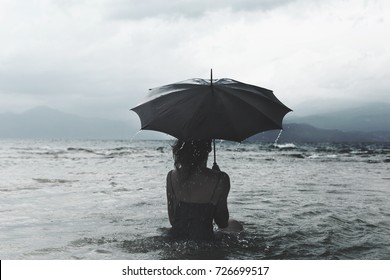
[131,74,291,142]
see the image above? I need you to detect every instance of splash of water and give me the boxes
[274,129,283,146]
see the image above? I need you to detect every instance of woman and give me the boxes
[166,139,233,240]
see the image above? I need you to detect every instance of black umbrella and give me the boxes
[131,70,291,169]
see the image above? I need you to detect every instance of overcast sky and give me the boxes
[1,0,389,123]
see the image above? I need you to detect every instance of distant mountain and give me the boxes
[1,104,389,142]
[250,123,390,143]
[0,106,137,139]
[287,103,390,132]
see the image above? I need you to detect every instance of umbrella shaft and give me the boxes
[212,139,220,171]
[213,139,216,164]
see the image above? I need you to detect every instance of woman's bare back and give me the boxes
[169,168,228,205]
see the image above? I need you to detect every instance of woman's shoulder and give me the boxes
[206,168,229,179]
[166,170,173,181]
[205,169,230,189]
[218,171,230,190]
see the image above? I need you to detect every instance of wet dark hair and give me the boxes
[172,140,212,177]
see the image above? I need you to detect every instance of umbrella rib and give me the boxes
[183,89,212,139]
[219,88,287,129]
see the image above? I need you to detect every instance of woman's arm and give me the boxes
[166,171,175,225]
[214,172,230,228]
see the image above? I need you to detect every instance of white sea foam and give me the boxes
[273,143,297,149]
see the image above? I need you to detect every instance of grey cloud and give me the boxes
[107,0,297,20]
[1,0,389,121]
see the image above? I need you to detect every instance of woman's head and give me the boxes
[172,139,212,173]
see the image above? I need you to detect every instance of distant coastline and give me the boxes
[0,104,389,142]
[249,123,390,143]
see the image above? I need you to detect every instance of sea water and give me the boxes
[0,139,389,260]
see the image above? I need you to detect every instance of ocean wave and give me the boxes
[287,153,306,159]
[33,178,78,184]
[67,147,96,154]
[271,143,297,150]
[307,154,338,160]
[120,232,266,260]
[66,146,141,158]
[2,139,389,260]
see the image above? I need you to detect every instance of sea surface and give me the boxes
[0,138,389,260]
